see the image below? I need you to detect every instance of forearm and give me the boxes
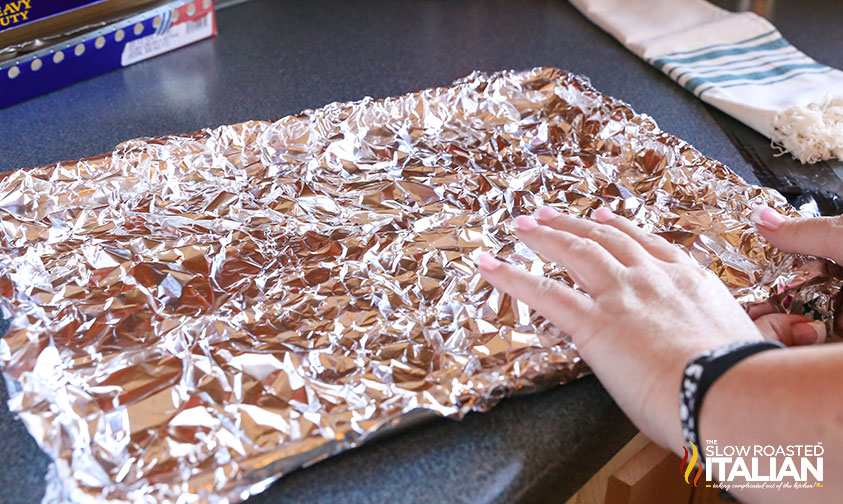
[476,207,843,502]
[698,343,843,504]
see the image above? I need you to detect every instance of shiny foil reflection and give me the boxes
[0,68,839,503]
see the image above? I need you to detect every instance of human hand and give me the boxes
[748,206,843,342]
[751,206,843,265]
[476,207,780,450]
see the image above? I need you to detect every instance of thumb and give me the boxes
[753,313,826,346]
[750,206,843,264]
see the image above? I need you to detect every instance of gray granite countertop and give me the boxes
[1,1,841,503]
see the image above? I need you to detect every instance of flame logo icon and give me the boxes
[680,441,704,486]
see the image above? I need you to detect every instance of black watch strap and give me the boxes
[680,340,785,457]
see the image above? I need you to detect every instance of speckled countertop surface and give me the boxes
[1,1,841,503]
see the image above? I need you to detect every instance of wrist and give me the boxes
[638,342,742,450]
[679,340,785,454]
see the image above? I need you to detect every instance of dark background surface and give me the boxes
[1,1,841,503]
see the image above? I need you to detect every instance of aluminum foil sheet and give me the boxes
[1,67,840,503]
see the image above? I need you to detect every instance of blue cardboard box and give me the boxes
[0,0,108,32]
[0,0,216,108]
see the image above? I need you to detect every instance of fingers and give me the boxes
[512,215,624,294]
[588,208,693,264]
[533,207,649,266]
[475,253,593,337]
[746,301,776,320]
[752,313,826,346]
[751,206,843,264]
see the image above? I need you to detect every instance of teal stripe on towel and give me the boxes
[697,67,833,97]
[688,47,798,71]
[682,62,825,94]
[657,29,777,59]
[671,51,808,83]
[653,37,791,70]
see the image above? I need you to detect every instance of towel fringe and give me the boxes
[771,97,843,164]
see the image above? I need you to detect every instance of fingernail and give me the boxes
[792,321,825,345]
[592,207,614,222]
[750,206,786,230]
[513,215,538,232]
[476,252,503,271]
[536,206,559,221]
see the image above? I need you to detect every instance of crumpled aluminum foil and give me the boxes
[0,67,840,503]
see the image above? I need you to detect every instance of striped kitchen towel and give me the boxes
[570,0,843,164]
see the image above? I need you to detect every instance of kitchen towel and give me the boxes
[570,0,843,164]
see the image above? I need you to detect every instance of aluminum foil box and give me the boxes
[0,0,215,109]
[0,1,106,33]
[0,67,839,502]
